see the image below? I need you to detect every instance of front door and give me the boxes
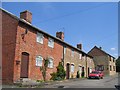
[20,52,29,78]
[66,63,70,79]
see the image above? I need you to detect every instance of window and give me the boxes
[48,38,54,48]
[110,65,112,71]
[71,64,74,73]
[110,57,112,61]
[113,66,116,71]
[71,49,74,57]
[48,58,53,68]
[113,59,115,62]
[79,66,82,74]
[97,65,104,71]
[36,56,43,66]
[36,32,44,44]
[64,46,66,54]
[79,54,82,59]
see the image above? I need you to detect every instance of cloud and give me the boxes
[110,48,116,51]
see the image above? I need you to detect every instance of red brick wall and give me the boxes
[2,11,18,84]
[13,22,63,82]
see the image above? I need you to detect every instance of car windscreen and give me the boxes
[91,71,99,74]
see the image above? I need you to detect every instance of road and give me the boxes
[44,74,118,88]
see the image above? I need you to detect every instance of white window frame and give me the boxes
[79,53,82,59]
[48,37,54,48]
[36,32,44,44]
[48,58,54,68]
[36,56,43,67]
[71,64,74,73]
[64,46,66,54]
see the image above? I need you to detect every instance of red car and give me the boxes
[88,71,104,79]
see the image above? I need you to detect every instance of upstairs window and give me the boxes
[113,59,115,62]
[36,56,43,67]
[64,46,66,54]
[48,37,54,48]
[79,54,82,59]
[48,58,53,68]
[71,49,74,57]
[37,32,44,44]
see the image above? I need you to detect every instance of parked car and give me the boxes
[88,71,104,79]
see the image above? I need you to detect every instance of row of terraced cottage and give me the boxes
[1,8,116,84]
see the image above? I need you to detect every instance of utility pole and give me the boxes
[86,55,88,78]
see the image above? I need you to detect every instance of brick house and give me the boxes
[2,9,64,84]
[2,8,95,84]
[88,46,116,76]
[63,44,95,79]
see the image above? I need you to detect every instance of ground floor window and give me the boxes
[36,56,43,66]
[71,64,74,73]
[110,65,112,71]
[97,65,104,71]
[48,58,53,68]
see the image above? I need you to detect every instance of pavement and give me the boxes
[43,73,118,88]
[2,73,119,88]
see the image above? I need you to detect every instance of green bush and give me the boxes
[76,71,80,78]
[50,62,66,81]
[81,71,85,78]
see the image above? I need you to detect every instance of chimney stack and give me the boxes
[20,10,32,23]
[56,32,64,41]
[99,47,102,50]
[77,44,82,50]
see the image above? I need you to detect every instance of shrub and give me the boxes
[81,71,85,78]
[76,71,80,78]
[50,62,66,81]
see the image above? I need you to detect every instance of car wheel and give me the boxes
[97,76,100,80]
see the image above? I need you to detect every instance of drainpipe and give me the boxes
[62,45,65,67]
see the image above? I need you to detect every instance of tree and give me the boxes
[40,58,49,81]
[50,62,66,81]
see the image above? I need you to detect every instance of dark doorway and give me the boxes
[81,67,85,77]
[20,52,29,78]
[82,67,84,72]
[66,63,70,79]
[88,67,90,76]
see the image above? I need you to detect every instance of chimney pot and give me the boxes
[56,32,64,41]
[20,10,32,23]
